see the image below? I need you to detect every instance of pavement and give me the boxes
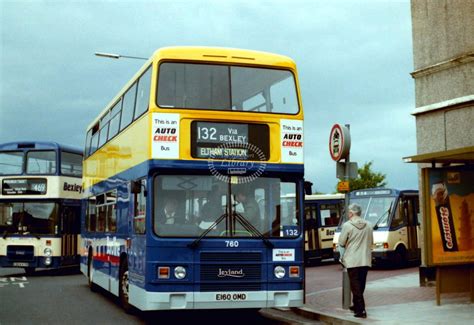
[296,267,473,324]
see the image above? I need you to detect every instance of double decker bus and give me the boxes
[333,188,421,266]
[304,194,344,265]
[81,47,305,311]
[0,141,83,274]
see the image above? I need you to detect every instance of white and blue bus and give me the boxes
[0,141,83,274]
[80,47,305,312]
[333,188,420,266]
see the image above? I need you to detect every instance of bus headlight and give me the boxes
[374,242,389,249]
[44,248,52,256]
[174,266,186,279]
[274,266,285,279]
[44,257,52,266]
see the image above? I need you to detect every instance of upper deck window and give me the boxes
[0,151,23,175]
[26,151,57,175]
[61,152,83,177]
[157,63,299,114]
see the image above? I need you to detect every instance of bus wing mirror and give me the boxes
[304,181,313,195]
[131,181,141,194]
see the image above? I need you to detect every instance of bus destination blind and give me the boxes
[2,178,47,195]
[191,121,269,161]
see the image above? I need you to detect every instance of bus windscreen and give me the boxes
[153,175,299,238]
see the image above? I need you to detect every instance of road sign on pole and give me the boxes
[329,123,356,310]
[336,161,358,179]
[329,124,351,162]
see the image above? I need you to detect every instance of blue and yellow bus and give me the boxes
[333,188,420,266]
[80,47,305,311]
[0,141,83,274]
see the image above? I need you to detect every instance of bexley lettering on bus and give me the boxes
[219,134,247,143]
[63,182,83,193]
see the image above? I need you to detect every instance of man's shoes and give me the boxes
[354,311,367,318]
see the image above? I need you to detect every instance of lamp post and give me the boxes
[94,52,148,60]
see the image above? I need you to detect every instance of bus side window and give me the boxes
[133,179,146,234]
[95,194,106,233]
[391,201,405,229]
[106,191,117,233]
[87,196,97,232]
[407,198,417,226]
[305,206,314,220]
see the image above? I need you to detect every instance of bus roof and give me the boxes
[305,193,345,201]
[0,141,82,155]
[153,46,296,68]
[87,46,298,131]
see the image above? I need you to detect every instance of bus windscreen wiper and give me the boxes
[373,202,393,230]
[188,213,228,248]
[232,212,273,248]
[189,212,274,248]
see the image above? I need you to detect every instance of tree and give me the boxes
[348,161,387,191]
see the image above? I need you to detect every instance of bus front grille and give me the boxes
[7,245,35,261]
[199,252,263,292]
[200,264,261,281]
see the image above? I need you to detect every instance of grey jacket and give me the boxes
[338,216,373,268]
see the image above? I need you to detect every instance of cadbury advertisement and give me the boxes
[428,167,474,265]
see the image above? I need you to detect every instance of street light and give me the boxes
[94,52,148,60]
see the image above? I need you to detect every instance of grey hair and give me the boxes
[348,203,362,216]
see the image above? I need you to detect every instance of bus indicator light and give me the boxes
[158,267,170,279]
[289,266,300,277]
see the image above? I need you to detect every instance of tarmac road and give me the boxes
[0,268,283,324]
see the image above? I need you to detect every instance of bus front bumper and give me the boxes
[0,256,61,268]
[129,284,304,310]
[372,250,397,262]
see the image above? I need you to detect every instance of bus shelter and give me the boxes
[404,146,474,305]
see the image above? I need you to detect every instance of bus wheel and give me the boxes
[394,246,407,268]
[24,267,35,276]
[87,255,97,292]
[119,259,133,313]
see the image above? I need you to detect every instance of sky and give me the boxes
[0,0,418,194]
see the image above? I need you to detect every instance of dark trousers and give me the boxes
[347,266,369,314]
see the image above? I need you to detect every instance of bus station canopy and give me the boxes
[403,146,474,164]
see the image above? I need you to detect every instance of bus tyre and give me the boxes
[24,267,35,276]
[394,246,407,268]
[119,259,133,313]
[87,255,97,292]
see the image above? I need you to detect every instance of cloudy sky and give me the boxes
[0,0,418,193]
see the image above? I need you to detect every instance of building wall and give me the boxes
[411,0,474,154]
[410,1,474,271]
[411,0,474,70]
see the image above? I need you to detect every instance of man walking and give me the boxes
[338,203,373,318]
